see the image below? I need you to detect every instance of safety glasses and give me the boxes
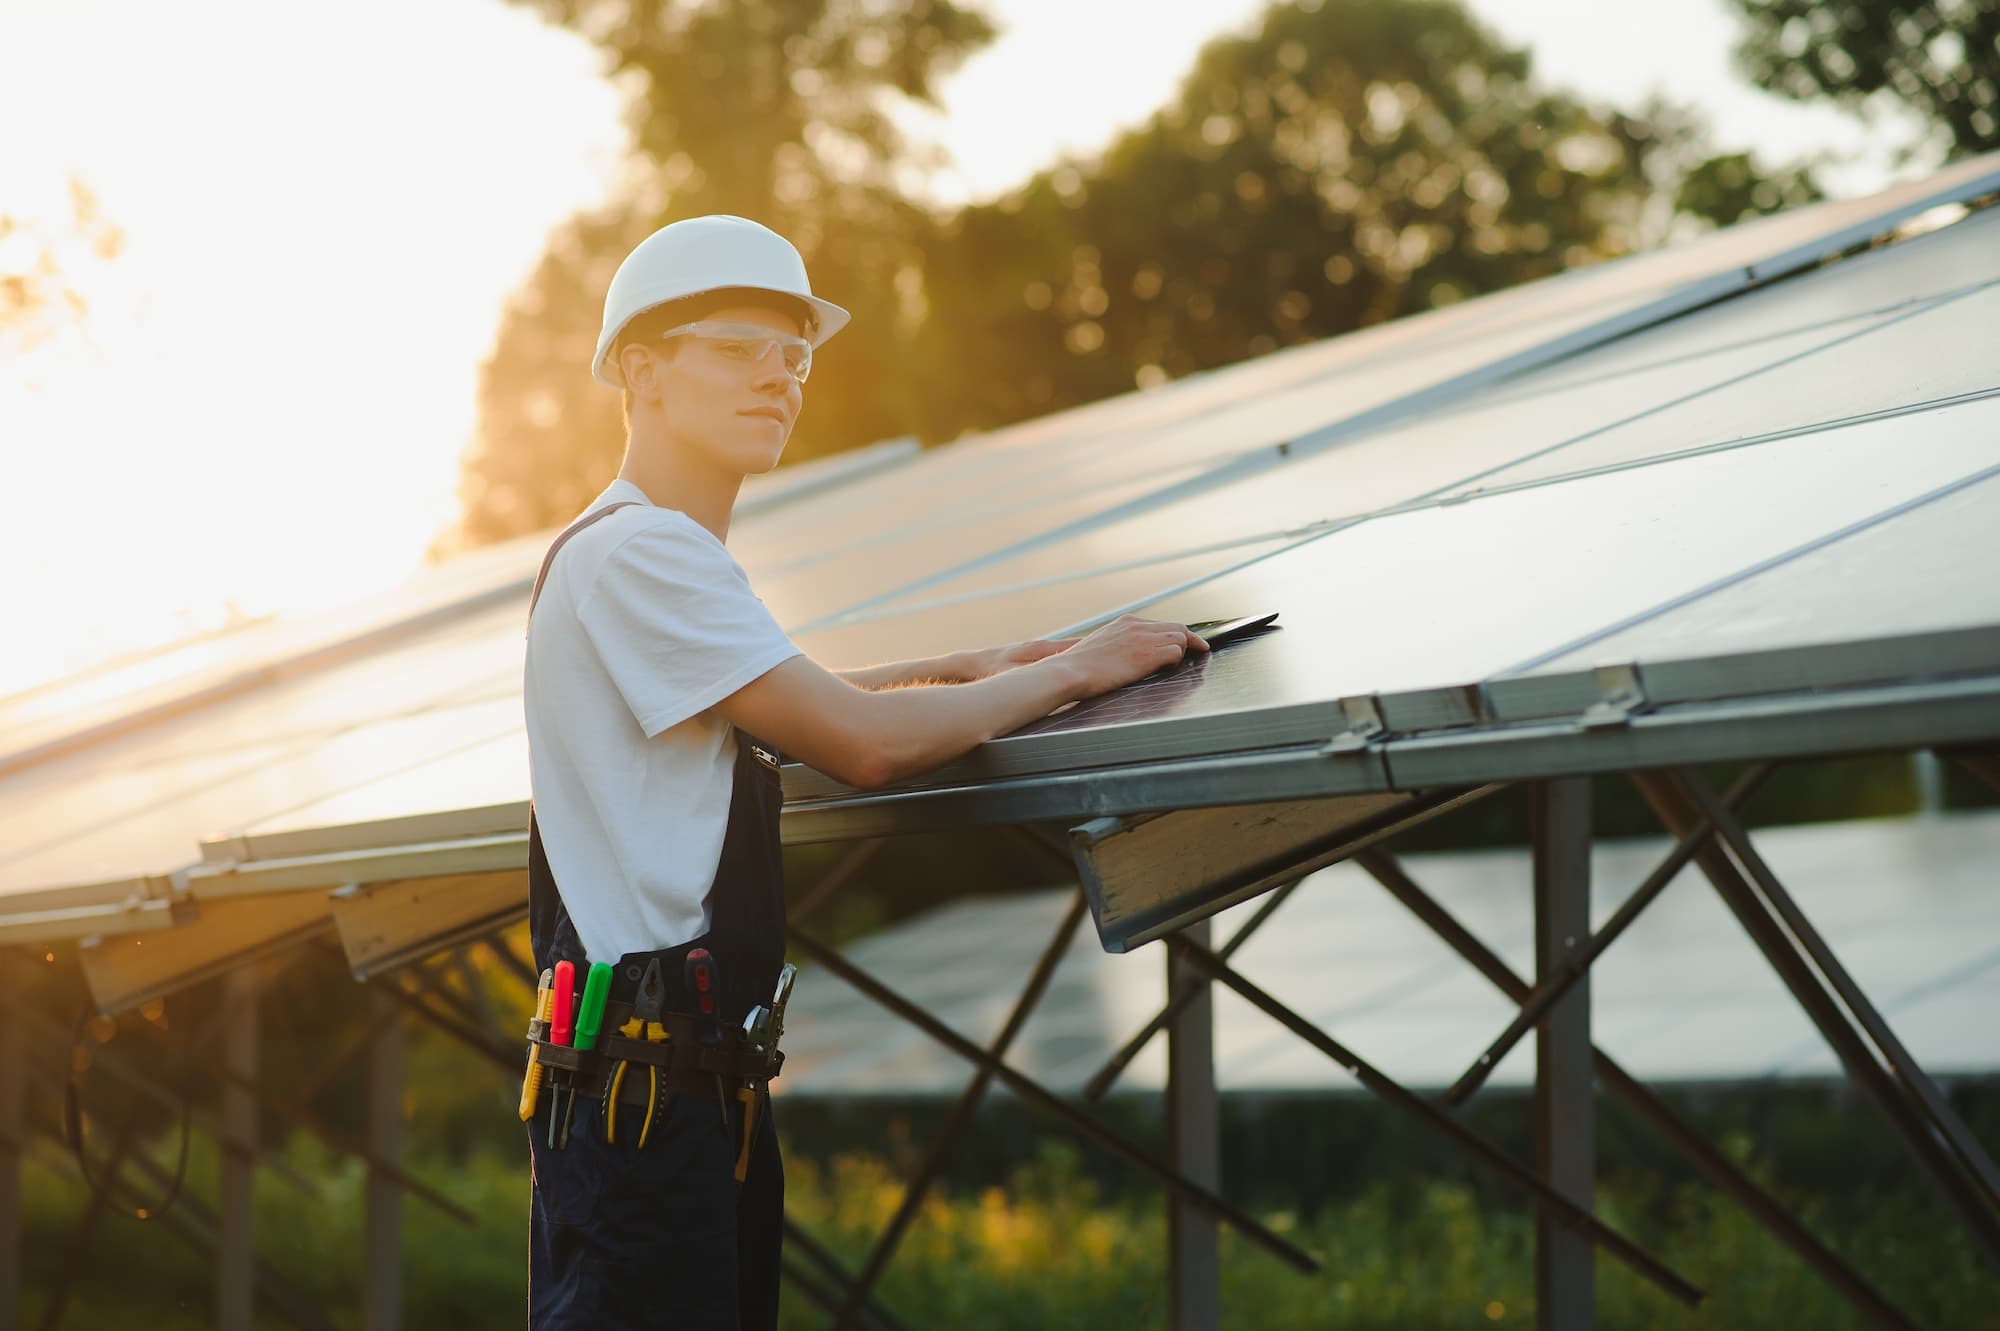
[658,321,813,384]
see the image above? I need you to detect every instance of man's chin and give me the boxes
[719,440,787,478]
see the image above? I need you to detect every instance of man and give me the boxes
[522,214,1206,1329]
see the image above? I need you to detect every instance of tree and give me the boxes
[1726,0,2000,159]
[910,0,1741,432]
[0,178,123,374]
[443,0,997,551]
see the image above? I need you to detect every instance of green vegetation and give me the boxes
[19,1092,1995,1330]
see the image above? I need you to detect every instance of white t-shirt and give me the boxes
[524,480,801,964]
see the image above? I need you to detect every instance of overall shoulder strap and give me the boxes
[527,501,640,623]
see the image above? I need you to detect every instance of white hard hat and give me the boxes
[592,215,851,388]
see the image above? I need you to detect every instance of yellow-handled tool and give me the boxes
[518,968,555,1122]
[733,1084,760,1182]
[605,958,669,1147]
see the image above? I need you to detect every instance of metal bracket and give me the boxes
[1577,663,1649,731]
[1322,695,1388,756]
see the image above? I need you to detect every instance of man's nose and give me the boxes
[749,346,792,390]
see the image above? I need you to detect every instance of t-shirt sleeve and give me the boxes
[573,518,802,738]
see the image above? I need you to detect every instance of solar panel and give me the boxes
[1487,463,2000,721]
[0,600,523,901]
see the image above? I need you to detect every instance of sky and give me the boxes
[0,0,1927,696]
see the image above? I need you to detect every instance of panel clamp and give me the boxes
[1577,663,1650,731]
[1321,695,1388,756]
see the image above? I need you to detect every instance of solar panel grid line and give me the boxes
[1424,282,1988,507]
[1416,382,2000,522]
[1494,455,2000,683]
[1429,285,1956,420]
[1459,283,2000,499]
[786,444,1301,633]
[823,522,1321,638]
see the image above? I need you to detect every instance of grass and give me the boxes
[18,1130,1992,1330]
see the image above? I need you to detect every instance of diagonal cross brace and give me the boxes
[1677,770,2000,1215]
[831,890,1090,1330]
[1355,846,1920,1331]
[1170,934,1705,1308]
[786,924,1320,1275]
[1083,877,1303,1102]
[1635,770,2000,1266]
[1444,764,1773,1107]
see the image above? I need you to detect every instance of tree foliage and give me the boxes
[912,0,1699,430]
[1726,0,2000,158]
[449,0,1822,550]
[0,178,122,367]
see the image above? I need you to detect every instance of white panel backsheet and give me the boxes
[777,811,2000,1093]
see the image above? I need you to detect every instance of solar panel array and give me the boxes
[1,156,1995,1008]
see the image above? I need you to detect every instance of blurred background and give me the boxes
[5,1,1999,1326]
[6,0,1983,694]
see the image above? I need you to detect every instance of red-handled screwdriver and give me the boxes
[685,949,729,1128]
[547,960,576,1147]
[685,949,722,1045]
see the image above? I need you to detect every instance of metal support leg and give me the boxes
[1532,779,1594,1331]
[218,967,258,1331]
[364,987,403,1331]
[0,951,21,1325]
[1167,919,1220,1331]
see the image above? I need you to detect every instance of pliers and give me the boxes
[604,959,668,1148]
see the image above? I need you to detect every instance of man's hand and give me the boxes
[1054,614,1209,698]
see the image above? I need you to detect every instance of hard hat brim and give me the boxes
[593,287,851,389]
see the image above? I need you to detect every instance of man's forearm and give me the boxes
[836,651,978,691]
[850,656,1085,785]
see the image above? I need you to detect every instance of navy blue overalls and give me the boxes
[525,503,789,1330]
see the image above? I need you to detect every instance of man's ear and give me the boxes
[619,343,662,400]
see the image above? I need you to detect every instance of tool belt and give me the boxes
[525,956,795,1171]
[527,1003,785,1096]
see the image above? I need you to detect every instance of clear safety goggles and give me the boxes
[658,321,813,384]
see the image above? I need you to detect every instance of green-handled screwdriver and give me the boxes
[558,962,613,1148]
